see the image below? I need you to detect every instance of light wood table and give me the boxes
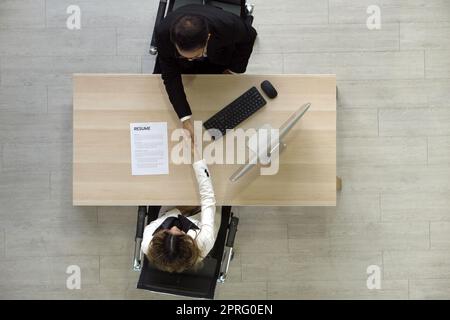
[73,74,336,206]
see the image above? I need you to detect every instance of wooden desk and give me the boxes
[73,74,336,206]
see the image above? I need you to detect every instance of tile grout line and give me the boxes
[240,254,243,282]
[327,20,450,25]
[239,46,431,54]
[44,0,47,28]
[285,223,289,253]
[429,221,431,249]
[0,57,3,86]
[423,50,426,79]
[378,192,382,222]
[98,255,101,285]
[2,227,6,257]
[377,108,380,136]
[46,85,49,113]
[48,171,51,198]
[0,22,406,31]
[280,49,426,55]
[327,0,330,24]
[253,22,425,26]
[115,27,118,56]
[0,26,121,31]
[407,279,410,300]
[0,143,3,171]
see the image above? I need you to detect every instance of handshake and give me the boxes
[181,118,201,163]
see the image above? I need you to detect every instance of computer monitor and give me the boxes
[229,103,311,182]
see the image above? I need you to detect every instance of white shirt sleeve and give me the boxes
[141,160,216,258]
[191,159,216,257]
[180,115,192,122]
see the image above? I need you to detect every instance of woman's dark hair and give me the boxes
[147,230,202,273]
[170,14,209,51]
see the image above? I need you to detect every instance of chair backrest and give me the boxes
[169,0,246,18]
[170,0,204,12]
[137,256,219,299]
[207,0,246,18]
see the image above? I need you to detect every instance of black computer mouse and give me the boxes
[260,80,278,99]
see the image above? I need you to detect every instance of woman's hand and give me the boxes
[181,126,201,163]
[191,139,201,163]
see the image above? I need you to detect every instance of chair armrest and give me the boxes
[135,206,147,240]
[150,0,168,54]
[133,206,147,271]
[218,215,239,283]
[226,216,239,247]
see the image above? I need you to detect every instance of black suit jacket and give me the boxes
[155,4,257,120]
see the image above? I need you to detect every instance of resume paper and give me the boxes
[130,122,169,175]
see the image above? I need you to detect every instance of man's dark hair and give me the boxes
[170,14,209,51]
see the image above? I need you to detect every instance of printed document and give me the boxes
[130,122,169,175]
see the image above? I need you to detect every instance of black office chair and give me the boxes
[133,205,239,299]
[149,0,254,55]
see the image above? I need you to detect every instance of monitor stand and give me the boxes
[229,124,286,182]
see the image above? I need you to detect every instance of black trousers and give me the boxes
[153,55,227,75]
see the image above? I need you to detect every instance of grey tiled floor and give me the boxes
[1,0,450,299]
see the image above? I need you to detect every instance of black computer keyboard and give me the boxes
[203,86,267,138]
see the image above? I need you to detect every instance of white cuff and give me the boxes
[180,115,192,122]
[193,159,207,171]
[193,159,212,183]
[227,68,241,74]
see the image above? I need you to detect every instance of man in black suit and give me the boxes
[154,4,257,138]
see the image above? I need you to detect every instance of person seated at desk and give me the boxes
[153,4,257,139]
[141,146,216,273]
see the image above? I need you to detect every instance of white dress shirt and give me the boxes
[141,159,216,258]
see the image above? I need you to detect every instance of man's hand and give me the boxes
[182,118,195,142]
[187,129,201,163]
[181,119,201,162]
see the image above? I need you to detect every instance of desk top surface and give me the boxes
[73,74,336,206]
